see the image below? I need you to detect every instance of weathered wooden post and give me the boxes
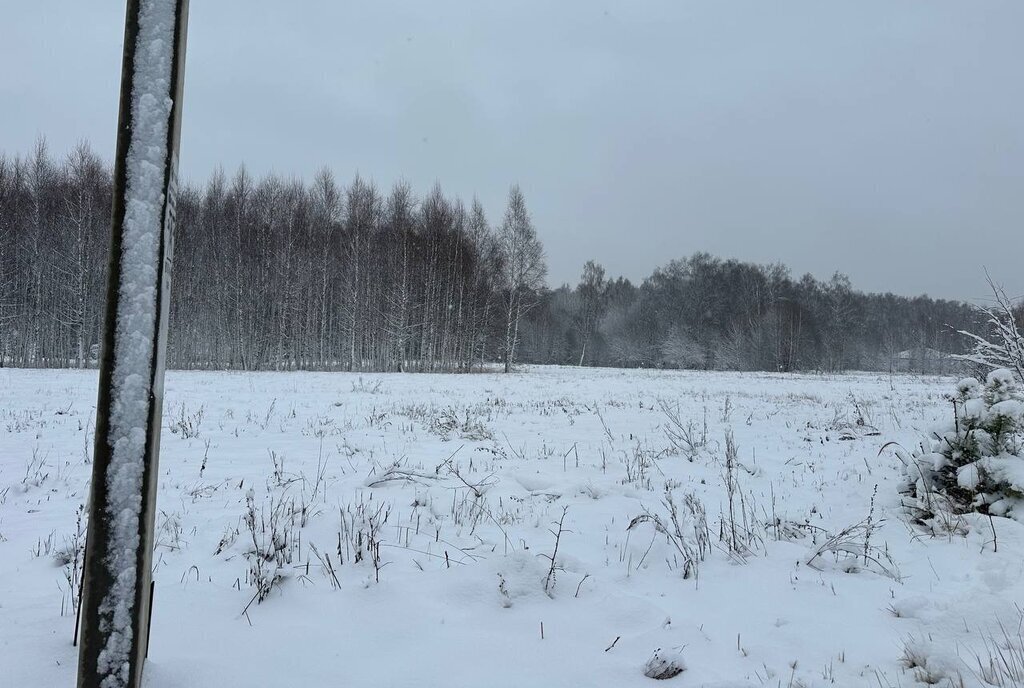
[77,1,188,686]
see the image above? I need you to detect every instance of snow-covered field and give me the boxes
[2,366,1023,687]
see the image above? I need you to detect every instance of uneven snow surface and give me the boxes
[99,0,177,685]
[3,366,1024,687]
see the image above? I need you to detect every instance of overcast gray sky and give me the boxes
[4,1,1022,301]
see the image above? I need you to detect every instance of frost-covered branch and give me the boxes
[956,276,1024,384]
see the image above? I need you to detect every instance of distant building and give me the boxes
[891,347,963,375]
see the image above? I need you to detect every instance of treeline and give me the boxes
[519,256,984,372]
[0,139,545,371]
[0,139,984,373]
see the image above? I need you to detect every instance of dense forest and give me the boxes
[519,257,984,372]
[0,140,988,373]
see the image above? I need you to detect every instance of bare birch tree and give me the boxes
[498,184,546,373]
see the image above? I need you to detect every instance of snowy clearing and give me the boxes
[2,366,1023,687]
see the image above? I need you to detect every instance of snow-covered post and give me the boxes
[78,2,188,687]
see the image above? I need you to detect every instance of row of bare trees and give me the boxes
[0,140,546,371]
[0,140,110,368]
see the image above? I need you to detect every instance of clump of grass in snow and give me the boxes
[242,489,302,606]
[718,429,764,561]
[962,617,1024,687]
[168,402,204,439]
[643,648,686,680]
[806,518,900,582]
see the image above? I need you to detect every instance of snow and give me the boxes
[99,0,177,684]
[982,457,1024,492]
[956,377,982,399]
[990,399,1024,421]
[963,397,986,420]
[986,368,1018,403]
[3,366,1024,687]
[957,462,982,490]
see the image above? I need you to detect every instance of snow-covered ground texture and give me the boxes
[3,366,1024,688]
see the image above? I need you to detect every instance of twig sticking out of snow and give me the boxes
[541,506,570,597]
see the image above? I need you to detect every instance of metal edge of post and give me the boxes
[135,0,189,673]
[77,2,188,687]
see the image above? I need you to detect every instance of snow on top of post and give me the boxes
[97,1,177,685]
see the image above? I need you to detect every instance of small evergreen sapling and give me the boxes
[901,369,1024,522]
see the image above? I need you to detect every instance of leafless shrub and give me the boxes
[629,489,709,580]
[658,398,707,461]
[541,506,570,597]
